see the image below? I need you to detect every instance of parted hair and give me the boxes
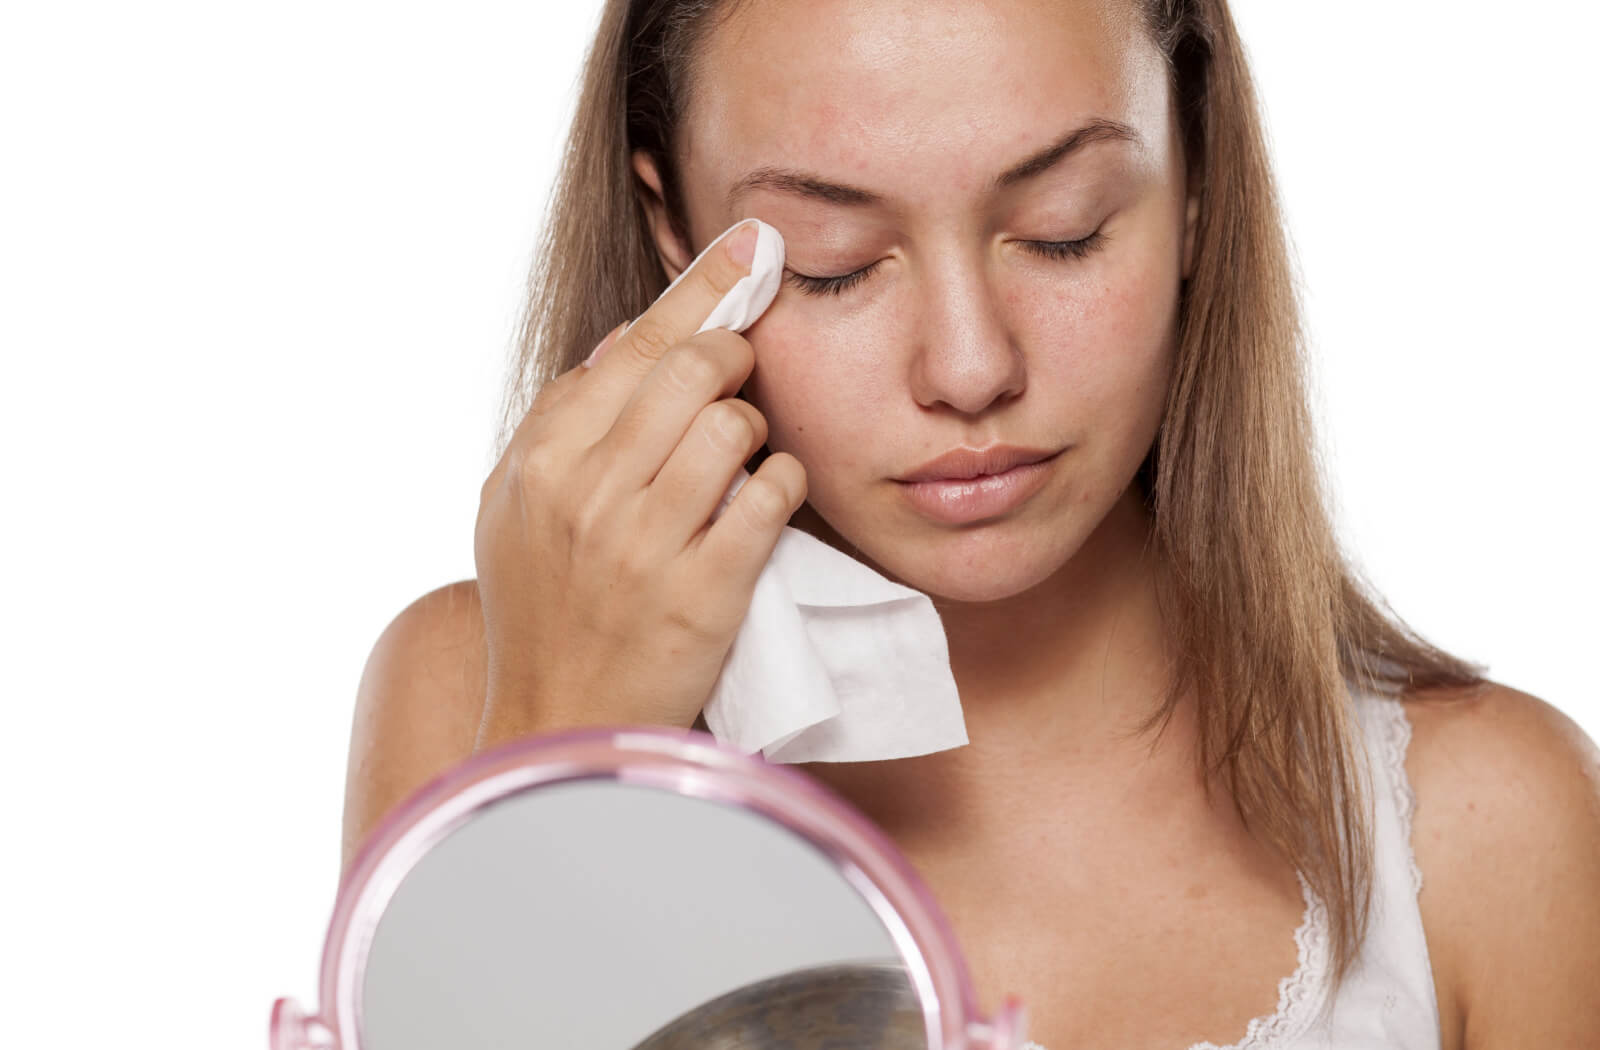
[494,0,1488,994]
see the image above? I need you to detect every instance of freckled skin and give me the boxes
[662,0,1196,606]
[624,12,1343,1044]
[630,0,1210,878]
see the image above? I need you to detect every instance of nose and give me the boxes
[906,244,1027,417]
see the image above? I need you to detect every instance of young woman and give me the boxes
[342,1,1600,1046]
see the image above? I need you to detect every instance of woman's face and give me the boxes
[642,0,1198,603]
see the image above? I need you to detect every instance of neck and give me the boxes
[791,485,1204,859]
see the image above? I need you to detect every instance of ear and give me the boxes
[632,150,694,283]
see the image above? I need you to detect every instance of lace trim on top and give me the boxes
[1374,694,1425,896]
[1019,871,1332,1050]
[1018,692,1431,1050]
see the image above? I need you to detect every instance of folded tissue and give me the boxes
[625,219,968,763]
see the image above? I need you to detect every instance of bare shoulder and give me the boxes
[341,579,488,876]
[1400,679,1600,1047]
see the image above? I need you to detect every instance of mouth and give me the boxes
[895,444,1060,483]
[893,446,1063,525]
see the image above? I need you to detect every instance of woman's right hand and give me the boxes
[472,221,807,749]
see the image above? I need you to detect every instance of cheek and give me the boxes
[1018,243,1179,433]
[739,304,898,466]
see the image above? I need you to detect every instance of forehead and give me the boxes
[684,0,1168,203]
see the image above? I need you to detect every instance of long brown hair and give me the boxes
[495,0,1487,993]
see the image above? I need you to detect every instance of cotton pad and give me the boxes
[623,218,787,338]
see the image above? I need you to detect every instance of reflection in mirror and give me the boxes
[631,960,925,1049]
[362,778,917,1050]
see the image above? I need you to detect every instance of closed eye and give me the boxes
[783,230,1108,298]
[1022,229,1108,263]
[784,261,881,298]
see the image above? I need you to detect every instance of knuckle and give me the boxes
[739,475,789,524]
[661,344,720,394]
[569,495,605,544]
[776,452,808,494]
[625,316,677,362]
[569,467,631,546]
[743,403,770,446]
[508,441,566,502]
[515,440,563,487]
[701,401,753,449]
[666,602,721,644]
[767,456,807,506]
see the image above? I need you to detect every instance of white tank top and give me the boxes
[1021,688,1441,1049]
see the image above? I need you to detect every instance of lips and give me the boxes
[896,444,1059,483]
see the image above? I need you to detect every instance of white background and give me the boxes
[3,2,1594,1047]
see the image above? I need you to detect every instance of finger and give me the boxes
[589,327,754,493]
[575,218,758,429]
[581,320,629,370]
[499,321,627,464]
[693,451,808,593]
[644,397,768,550]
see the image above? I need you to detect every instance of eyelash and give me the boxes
[784,230,1109,298]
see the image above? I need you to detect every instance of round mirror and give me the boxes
[367,779,913,1048]
[270,728,1027,1050]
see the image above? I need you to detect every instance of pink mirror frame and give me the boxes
[270,726,1027,1050]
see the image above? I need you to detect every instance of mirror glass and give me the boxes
[360,777,927,1049]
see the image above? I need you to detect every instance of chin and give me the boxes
[892,553,1066,604]
[852,523,1079,604]
[914,573,1050,605]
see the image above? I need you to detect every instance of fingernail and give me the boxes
[582,321,628,368]
[726,220,758,267]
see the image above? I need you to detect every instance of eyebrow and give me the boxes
[725,117,1142,209]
